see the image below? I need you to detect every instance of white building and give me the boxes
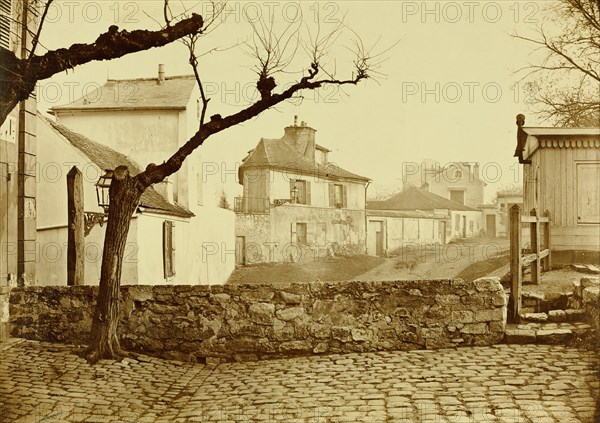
[48,65,235,284]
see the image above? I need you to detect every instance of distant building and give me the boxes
[403,161,486,209]
[367,186,482,256]
[235,117,370,264]
[49,65,235,283]
[514,115,600,264]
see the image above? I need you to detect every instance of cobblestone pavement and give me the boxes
[0,339,598,423]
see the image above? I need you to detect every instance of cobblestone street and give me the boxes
[0,339,598,423]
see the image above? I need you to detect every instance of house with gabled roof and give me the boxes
[514,114,600,264]
[47,65,235,284]
[366,186,482,256]
[36,115,219,285]
[235,117,370,264]
[403,160,486,209]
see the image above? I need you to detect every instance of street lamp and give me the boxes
[84,170,112,236]
[95,170,113,214]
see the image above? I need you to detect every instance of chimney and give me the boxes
[283,117,316,161]
[155,178,174,203]
[157,64,165,85]
[473,163,480,178]
[294,115,298,126]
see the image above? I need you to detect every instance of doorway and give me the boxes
[235,236,246,265]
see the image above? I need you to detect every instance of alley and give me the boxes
[0,339,597,423]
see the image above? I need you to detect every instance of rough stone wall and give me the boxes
[571,276,599,334]
[9,278,507,362]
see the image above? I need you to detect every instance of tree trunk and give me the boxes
[86,167,141,362]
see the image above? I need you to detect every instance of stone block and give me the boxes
[460,323,487,335]
[580,277,599,289]
[248,303,275,325]
[536,328,573,344]
[279,292,302,304]
[451,310,474,324]
[275,307,305,322]
[473,277,501,292]
[474,308,505,323]
[548,310,567,322]
[351,328,372,342]
[522,312,548,322]
[504,328,536,344]
[582,287,599,304]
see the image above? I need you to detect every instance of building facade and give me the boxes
[0,0,37,289]
[49,66,235,283]
[403,161,486,209]
[235,118,370,264]
[366,186,483,256]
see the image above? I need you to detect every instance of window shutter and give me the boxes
[163,221,171,278]
[328,183,335,207]
[305,181,311,205]
[290,222,297,243]
[171,222,176,276]
[0,0,12,50]
[342,185,348,208]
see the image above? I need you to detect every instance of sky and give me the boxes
[35,0,557,203]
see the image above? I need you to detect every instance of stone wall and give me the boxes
[9,278,507,362]
[571,276,600,334]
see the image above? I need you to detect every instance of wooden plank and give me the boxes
[538,249,550,259]
[67,166,84,286]
[509,204,522,323]
[522,253,537,266]
[543,210,552,271]
[530,209,540,284]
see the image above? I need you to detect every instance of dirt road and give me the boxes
[354,237,510,281]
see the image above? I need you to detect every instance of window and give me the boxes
[329,183,347,208]
[290,179,310,205]
[163,221,176,278]
[296,223,307,244]
[449,190,465,205]
[334,184,343,207]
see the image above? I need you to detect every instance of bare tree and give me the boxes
[84,8,386,362]
[0,0,204,125]
[514,0,599,127]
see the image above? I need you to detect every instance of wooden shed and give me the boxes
[514,115,600,264]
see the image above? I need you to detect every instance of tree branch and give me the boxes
[0,13,204,125]
[136,65,366,189]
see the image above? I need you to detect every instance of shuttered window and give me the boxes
[163,221,176,278]
[329,183,347,208]
[0,0,12,50]
[290,179,310,205]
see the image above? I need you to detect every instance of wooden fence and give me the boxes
[508,205,552,322]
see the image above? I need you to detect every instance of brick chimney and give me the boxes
[157,64,165,85]
[473,163,480,178]
[283,116,316,161]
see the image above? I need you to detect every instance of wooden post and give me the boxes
[544,210,552,272]
[529,208,540,285]
[509,204,522,323]
[67,166,84,286]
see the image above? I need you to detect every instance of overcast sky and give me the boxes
[36,1,556,202]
